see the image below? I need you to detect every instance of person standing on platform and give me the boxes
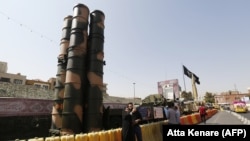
[163,105,169,120]
[167,102,178,125]
[122,107,135,141]
[174,105,181,125]
[127,102,143,141]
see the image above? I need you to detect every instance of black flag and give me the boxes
[183,65,200,85]
[193,74,200,85]
[183,65,192,78]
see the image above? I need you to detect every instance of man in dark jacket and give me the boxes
[122,107,135,141]
[128,102,143,141]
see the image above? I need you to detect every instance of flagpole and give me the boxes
[192,74,198,101]
[182,64,186,91]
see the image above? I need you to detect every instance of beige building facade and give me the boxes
[214,93,249,104]
[0,61,27,85]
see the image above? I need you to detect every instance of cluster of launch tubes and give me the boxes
[51,3,105,135]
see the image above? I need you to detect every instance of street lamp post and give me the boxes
[133,83,135,105]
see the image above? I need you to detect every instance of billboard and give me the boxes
[157,79,180,100]
[241,97,249,102]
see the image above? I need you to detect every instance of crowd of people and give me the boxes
[122,101,208,141]
[164,102,181,125]
[164,101,208,125]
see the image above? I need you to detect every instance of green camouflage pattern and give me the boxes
[61,3,89,135]
[141,94,167,106]
[51,15,72,131]
[83,10,105,133]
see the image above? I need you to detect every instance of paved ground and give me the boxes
[198,110,244,125]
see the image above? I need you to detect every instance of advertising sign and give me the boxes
[153,107,164,119]
[138,106,154,120]
[157,79,180,100]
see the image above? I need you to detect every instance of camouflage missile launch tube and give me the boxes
[61,4,89,134]
[51,15,73,131]
[84,10,105,132]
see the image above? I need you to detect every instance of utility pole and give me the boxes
[133,83,135,105]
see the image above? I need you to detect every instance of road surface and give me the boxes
[199,110,245,125]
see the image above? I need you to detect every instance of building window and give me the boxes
[42,85,49,90]
[33,83,49,90]
[0,77,10,83]
[34,84,41,88]
[13,79,23,84]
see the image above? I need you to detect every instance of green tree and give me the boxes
[204,92,215,103]
[181,91,193,100]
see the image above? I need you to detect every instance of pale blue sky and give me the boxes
[0,0,250,99]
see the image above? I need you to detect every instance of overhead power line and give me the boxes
[0,10,58,45]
